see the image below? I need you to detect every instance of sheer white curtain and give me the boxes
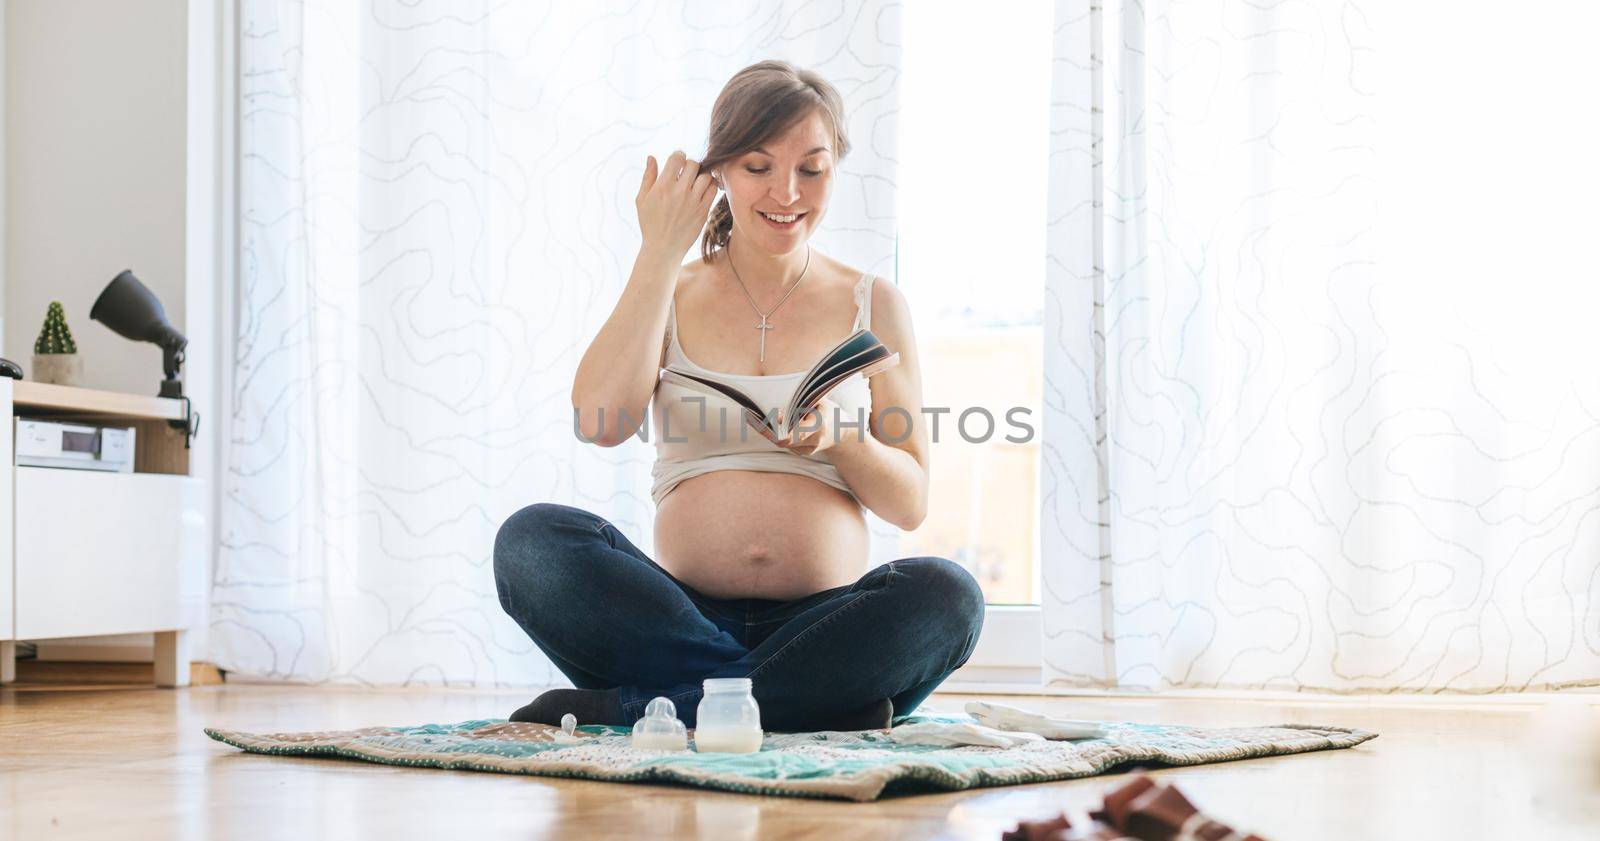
[212,1,901,686]
[1041,0,1600,691]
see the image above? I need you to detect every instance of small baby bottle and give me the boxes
[630,697,688,751]
[693,678,763,753]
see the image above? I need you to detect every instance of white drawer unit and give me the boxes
[14,467,204,640]
[1,379,202,687]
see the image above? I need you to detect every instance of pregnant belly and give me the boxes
[653,471,869,600]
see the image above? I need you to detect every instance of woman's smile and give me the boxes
[758,209,808,230]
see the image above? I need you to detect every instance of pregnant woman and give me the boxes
[494,60,984,732]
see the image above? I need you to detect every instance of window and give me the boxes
[896,4,1053,607]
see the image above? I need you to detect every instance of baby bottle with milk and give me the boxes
[630,697,688,751]
[693,678,763,753]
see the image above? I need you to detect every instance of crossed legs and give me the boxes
[492,503,984,730]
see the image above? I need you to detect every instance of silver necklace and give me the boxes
[727,242,812,363]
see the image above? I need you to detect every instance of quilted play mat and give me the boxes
[204,712,1377,802]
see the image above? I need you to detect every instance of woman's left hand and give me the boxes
[779,396,848,458]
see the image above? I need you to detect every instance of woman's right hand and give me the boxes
[635,151,718,259]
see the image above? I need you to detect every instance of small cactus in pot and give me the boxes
[32,301,84,386]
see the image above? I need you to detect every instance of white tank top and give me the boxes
[649,273,877,506]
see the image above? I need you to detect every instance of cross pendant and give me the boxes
[755,315,774,362]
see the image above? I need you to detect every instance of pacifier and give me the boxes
[551,712,583,744]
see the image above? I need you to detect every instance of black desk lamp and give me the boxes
[90,269,200,447]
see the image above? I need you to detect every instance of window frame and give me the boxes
[945,604,1042,688]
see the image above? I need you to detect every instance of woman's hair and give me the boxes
[699,60,851,263]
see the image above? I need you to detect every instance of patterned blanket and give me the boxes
[205,713,1376,802]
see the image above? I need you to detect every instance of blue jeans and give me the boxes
[492,502,985,731]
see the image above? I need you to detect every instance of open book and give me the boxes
[658,328,899,446]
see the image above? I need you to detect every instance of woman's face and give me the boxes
[719,110,835,256]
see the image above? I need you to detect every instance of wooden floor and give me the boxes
[2,682,1596,840]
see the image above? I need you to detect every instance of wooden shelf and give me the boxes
[11,381,186,421]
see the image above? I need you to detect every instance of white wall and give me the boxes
[3,0,216,664]
[184,0,224,671]
[4,0,187,393]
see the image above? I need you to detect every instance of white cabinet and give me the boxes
[1,379,201,686]
[0,382,12,649]
[14,468,204,640]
